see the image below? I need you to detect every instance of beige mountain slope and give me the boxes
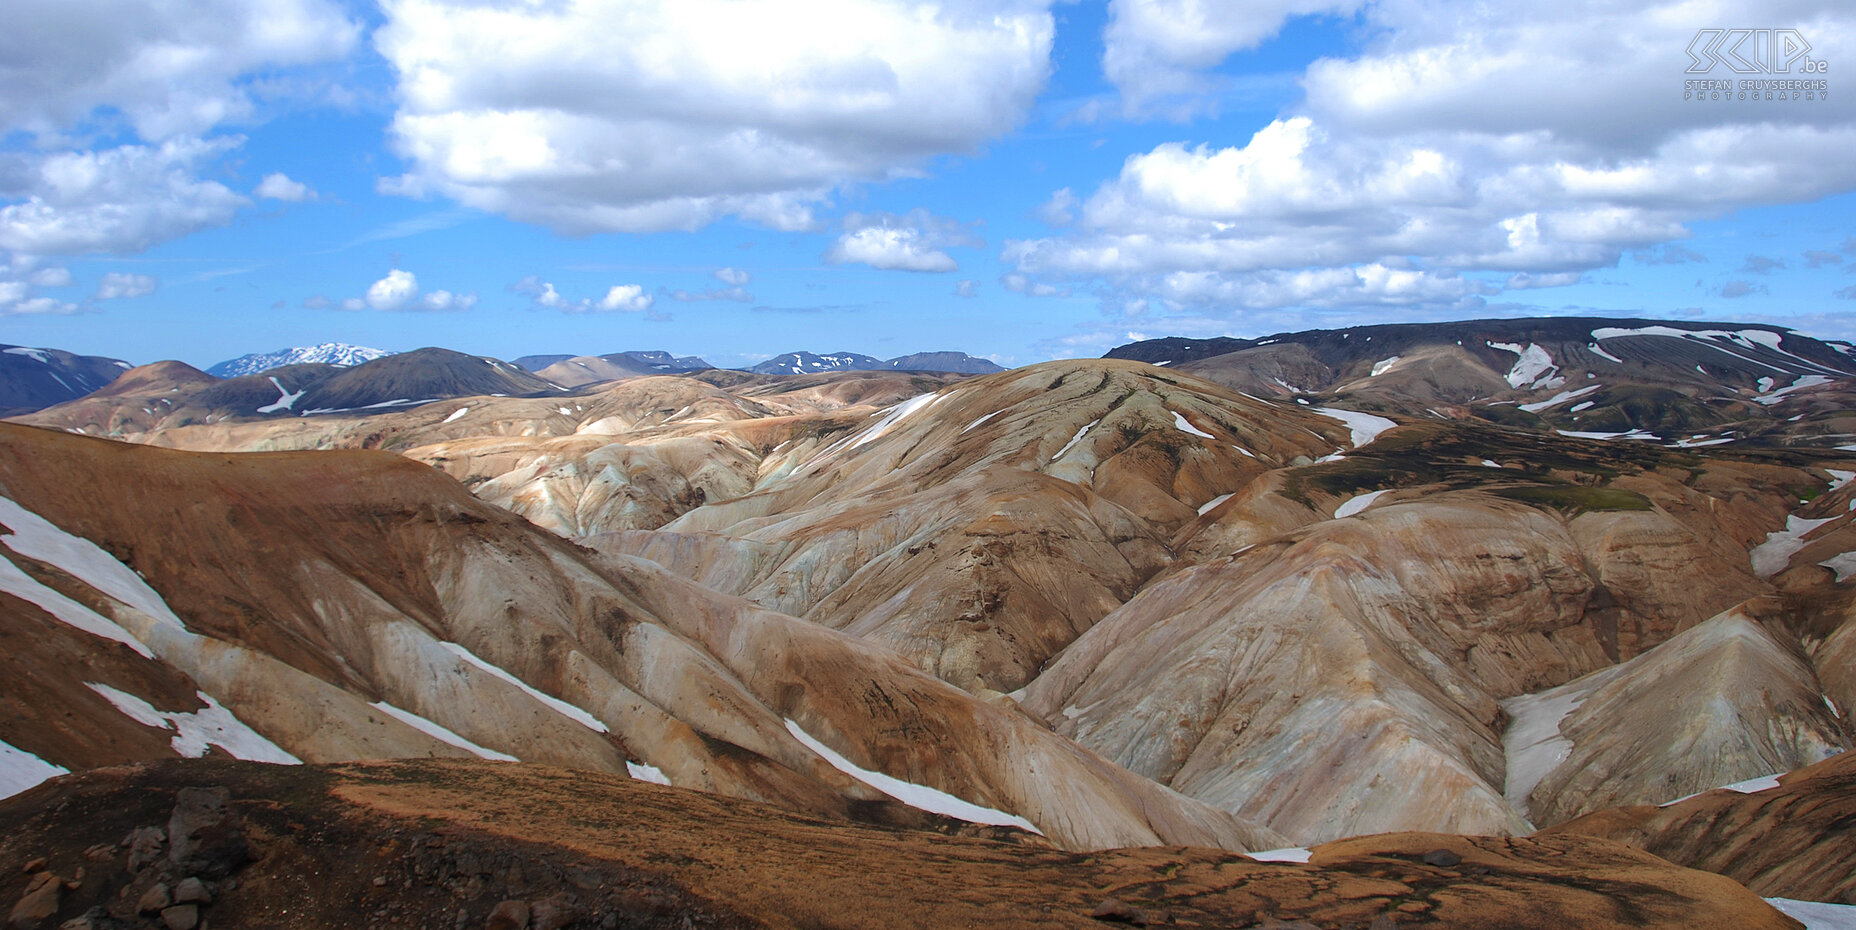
[0,422,1283,853]
[593,360,1353,691]
[1503,601,1847,827]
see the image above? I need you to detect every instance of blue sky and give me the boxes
[2,0,1853,371]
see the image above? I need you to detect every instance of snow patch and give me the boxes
[1502,683,1594,820]
[1248,847,1312,864]
[1054,419,1099,460]
[1765,898,1856,930]
[439,642,609,733]
[627,761,672,786]
[1519,385,1601,413]
[1313,408,1397,447]
[0,496,186,630]
[4,347,51,364]
[783,719,1040,833]
[0,552,154,657]
[1586,342,1623,364]
[1556,429,1661,441]
[370,700,517,761]
[256,376,305,414]
[1488,342,1558,388]
[1,738,68,801]
[961,410,999,434]
[1481,460,1501,468]
[88,683,299,763]
[847,392,941,451]
[1334,489,1390,519]
[1569,401,1595,413]
[1370,356,1401,377]
[1756,375,1835,406]
[1171,410,1215,439]
[1751,515,1837,578]
[1197,493,1234,516]
[442,407,470,424]
[1818,551,1856,583]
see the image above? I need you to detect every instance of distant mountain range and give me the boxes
[751,350,1003,375]
[1107,317,1856,441]
[207,343,393,378]
[0,344,132,417]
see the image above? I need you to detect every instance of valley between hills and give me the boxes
[3,316,1856,929]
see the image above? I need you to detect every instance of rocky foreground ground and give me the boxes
[0,759,1808,930]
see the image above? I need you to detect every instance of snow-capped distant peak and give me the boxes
[207,343,393,378]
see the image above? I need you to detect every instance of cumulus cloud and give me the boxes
[255,172,315,202]
[94,271,157,299]
[0,0,359,142]
[671,285,753,303]
[1014,0,1856,321]
[0,296,82,316]
[303,295,332,309]
[25,266,72,287]
[366,269,419,311]
[373,0,1055,233]
[598,285,654,313]
[0,137,248,255]
[340,297,365,311]
[954,279,979,298]
[713,267,750,287]
[512,275,655,313]
[1101,0,1360,116]
[824,210,979,272]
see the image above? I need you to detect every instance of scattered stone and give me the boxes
[486,899,529,930]
[531,895,576,930]
[81,845,114,863]
[372,876,388,888]
[138,883,172,915]
[172,878,210,905]
[1421,849,1462,868]
[1090,898,1149,924]
[160,904,199,930]
[167,788,248,879]
[9,872,62,929]
[124,828,165,872]
[1249,920,1320,930]
[22,859,45,874]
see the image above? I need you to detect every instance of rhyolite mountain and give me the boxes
[205,343,392,378]
[0,344,132,416]
[5,318,1856,927]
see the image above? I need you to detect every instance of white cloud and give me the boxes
[0,137,248,255]
[670,285,753,303]
[1102,0,1360,116]
[0,0,359,142]
[597,284,654,313]
[714,267,750,286]
[1,295,82,316]
[255,172,314,202]
[824,209,979,272]
[339,297,365,311]
[954,279,979,298]
[513,275,654,313]
[1001,272,1070,298]
[414,289,476,312]
[1016,0,1856,321]
[374,0,1055,233]
[25,265,71,287]
[365,269,419,311]
[827,227,957,273]
[94,271,157,299]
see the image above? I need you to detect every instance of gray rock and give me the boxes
[160,904,199,930]
[167,787,248,878]
[8,872,61,929]
[172,878,210,905]
[137,882,172,914]
[1421,849,1462,868]
[486,900,529,930]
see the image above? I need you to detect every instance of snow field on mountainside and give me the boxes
[88,683,299,764]
[784,719,1040,833]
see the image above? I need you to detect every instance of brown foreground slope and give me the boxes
[0,759,1805,930]
[1547,743,1856,904]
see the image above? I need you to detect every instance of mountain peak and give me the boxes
[208,343,393,378]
